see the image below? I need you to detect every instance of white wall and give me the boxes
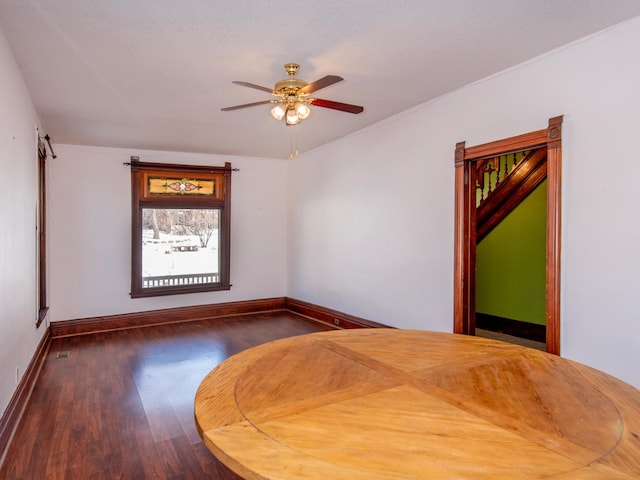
[0,30,46,415]
[288,17,640,389]
[49,145,288,321]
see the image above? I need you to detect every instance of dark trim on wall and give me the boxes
[50,297,288,338]
[285,298,390,329]
[50,297,391,338]
[476,312,546,343]
[0,328,51,466]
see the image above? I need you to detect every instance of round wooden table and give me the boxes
[194,329,640,479]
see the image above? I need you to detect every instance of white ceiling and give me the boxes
[1,1,639,159]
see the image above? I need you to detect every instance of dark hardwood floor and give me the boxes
[1,311,335,479]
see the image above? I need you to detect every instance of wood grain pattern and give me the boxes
[196,329,640,479]
[545,115,563,355]
[0,311,335,479]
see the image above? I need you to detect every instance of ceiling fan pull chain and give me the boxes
[289,130,301,159]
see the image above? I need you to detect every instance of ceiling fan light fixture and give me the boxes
[271,103,286,120]
[285,107,300,125]
[295,102,311,120]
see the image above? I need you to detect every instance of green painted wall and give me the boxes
[476,180,547,325]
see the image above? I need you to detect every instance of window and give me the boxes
[130,159,232,297]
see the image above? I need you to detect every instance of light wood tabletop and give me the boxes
[194,329,640,479]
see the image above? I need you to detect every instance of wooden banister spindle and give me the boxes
[501,154,508,184]
[486,160,494,196]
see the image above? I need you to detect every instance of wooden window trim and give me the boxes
[36,137,49,327]
[130,160,232,298]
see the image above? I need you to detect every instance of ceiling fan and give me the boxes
[221,63,364,126]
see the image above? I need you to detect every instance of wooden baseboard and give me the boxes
[285,297,390,329]
[0,328,51,466]
[50,297,389,338]
[50,297,287,337]
[476,312,546,343]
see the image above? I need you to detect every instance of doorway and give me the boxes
[453,116,563,355]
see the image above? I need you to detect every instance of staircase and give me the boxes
[475,147,547,242]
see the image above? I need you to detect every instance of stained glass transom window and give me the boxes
[148,177,216,196]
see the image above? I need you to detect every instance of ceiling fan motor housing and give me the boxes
[274,78,308,95]
[274,64,308,95]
